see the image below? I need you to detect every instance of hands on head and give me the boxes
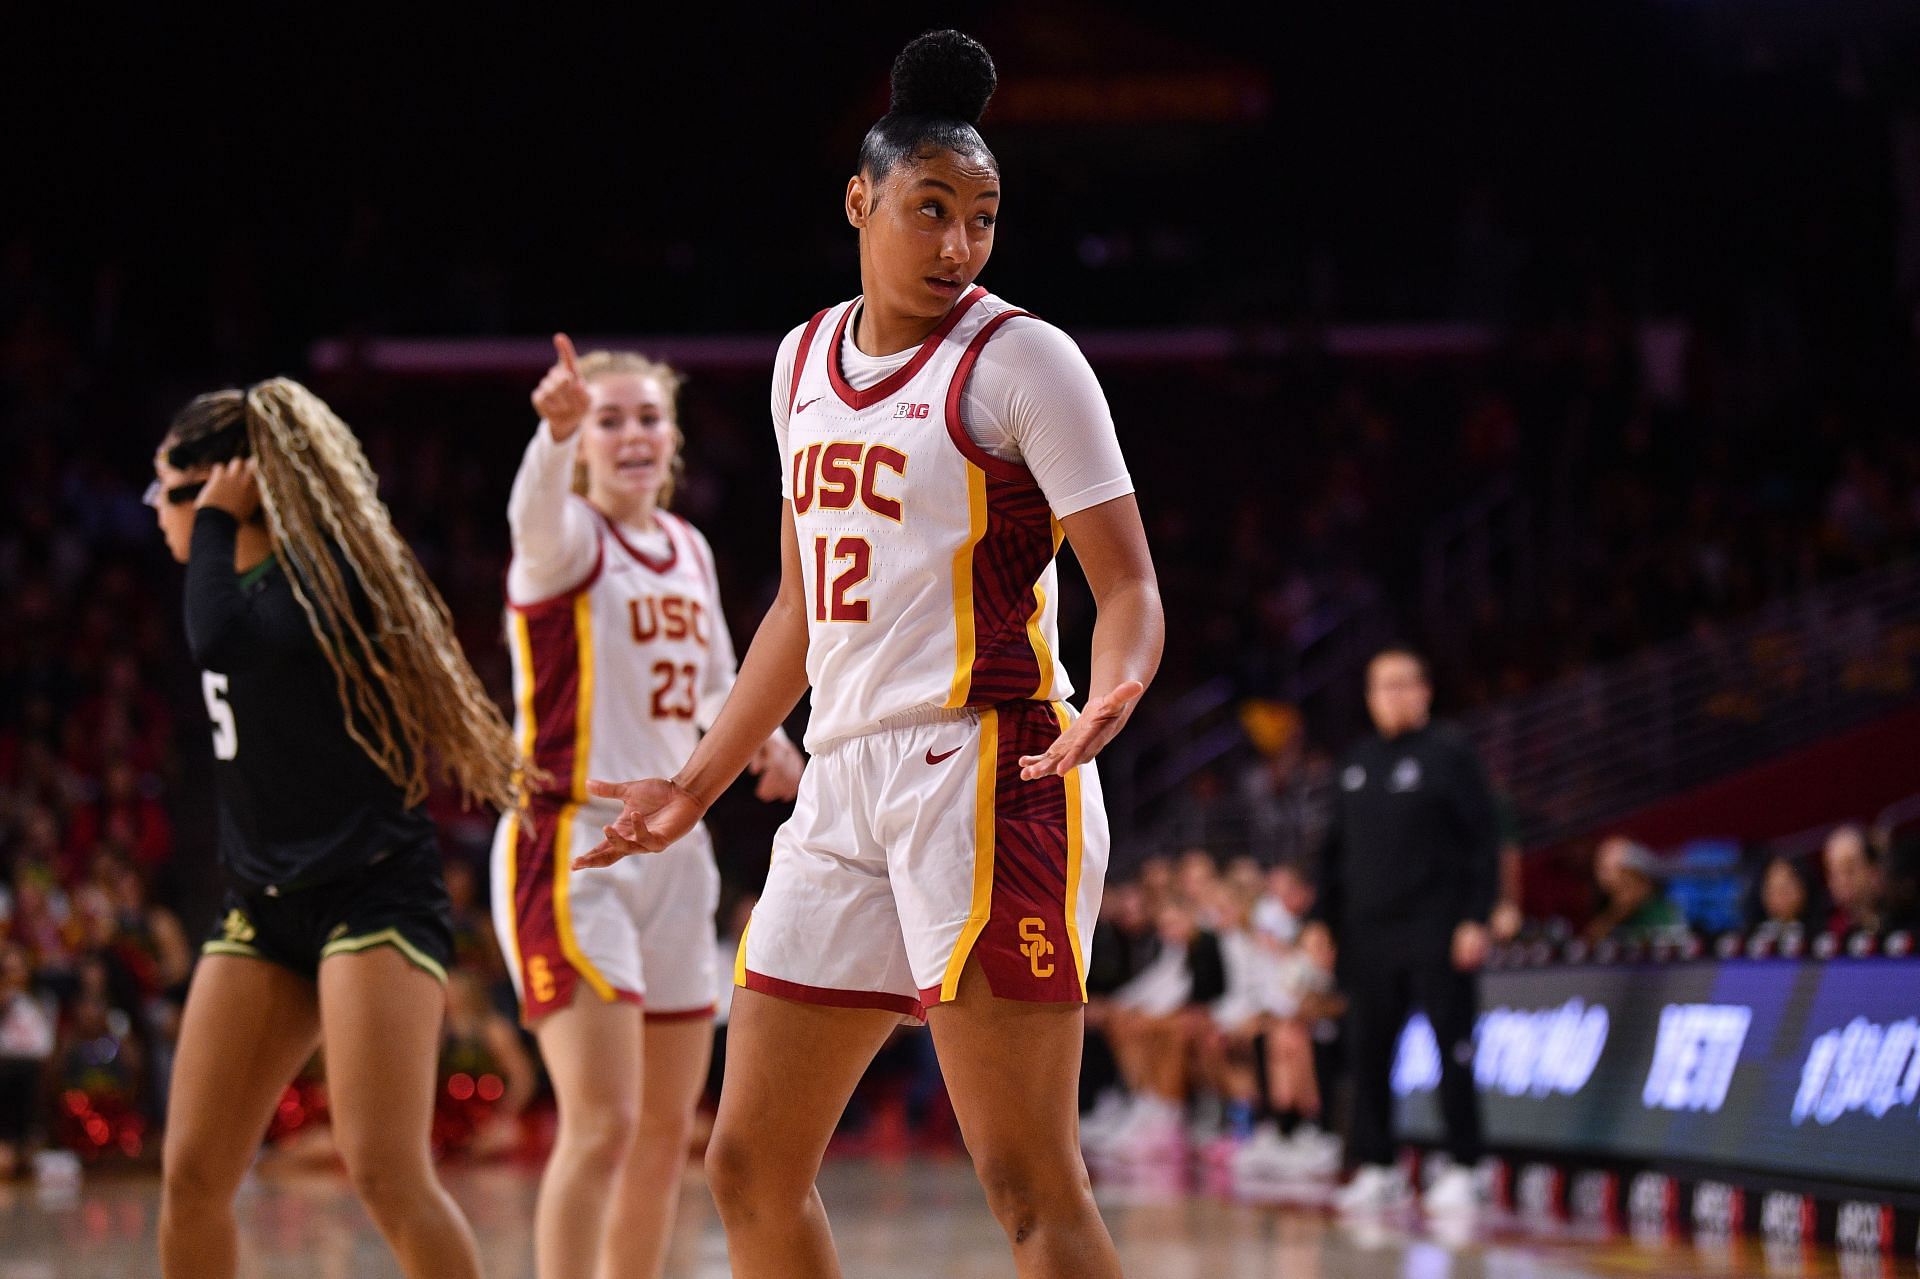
[194,458,261,522]
[533,333,593,441]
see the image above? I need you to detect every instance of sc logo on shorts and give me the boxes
[528,955,558,1004]
[1019,917,1055,979]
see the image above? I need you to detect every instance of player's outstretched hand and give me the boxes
[195,458,261,522]
[532,333,593,442]
[572,777,704,869]
[746,733,805,803]
[1018,679,1144,781]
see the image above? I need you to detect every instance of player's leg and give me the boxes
[709,736,921,1275]
[929,956,1122,1279]
[903,704,1120,1276]
[159,951,320,1279]
[534,998,642,1279]
[704,988,898,1279]
[318,944,482,1279]
[598,836,721,1279]
[597,1014,712,1279]
[496,800,651,1277]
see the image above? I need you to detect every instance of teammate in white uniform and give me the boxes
[491,338,802,1279]
[580,32,1163,1278]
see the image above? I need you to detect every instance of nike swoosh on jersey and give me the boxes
[925,745,963,765]
[796,396,823,414]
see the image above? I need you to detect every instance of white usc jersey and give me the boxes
[785,287,1074,749]
[506,508,729,802]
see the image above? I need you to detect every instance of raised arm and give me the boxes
[506,334,600,604]
[183,461,313,670]
[575,502,813,866]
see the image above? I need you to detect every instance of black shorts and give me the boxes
[202,840,454,983]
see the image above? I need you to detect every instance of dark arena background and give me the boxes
[6,3,1920,1275]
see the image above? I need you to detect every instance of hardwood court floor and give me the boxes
[1,1155,1899,1278]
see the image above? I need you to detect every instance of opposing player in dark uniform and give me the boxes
[149,381,522,1279]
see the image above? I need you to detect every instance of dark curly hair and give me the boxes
[856,30,998,185]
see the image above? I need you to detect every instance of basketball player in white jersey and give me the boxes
[491,335,802,1279]
[579,31,1162,1278]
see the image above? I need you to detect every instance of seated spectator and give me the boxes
[1252,862,1313,944]
[1583,836,1684,944]
[1176,848,1224,928]
[1136,855,1175,916]
[1822,824,1883,938]
[0,942,56,1177]
[1081,900,1225,1162]
[1749,853,1822,940]
[1194,879,1344,1186]
[7,863,71,979]
[1877,822,1920,935]
[60,758,172,879]
[53,960,144,1161]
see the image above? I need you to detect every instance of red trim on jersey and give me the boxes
[741,969,924,1019]
[506,513,605,615]
[789,307,832,416]
[962,476,1056,705]
[517,599,586,792]
[826,287,987,411]
[597,507,679,574]
[666,511,719,594]
[505,799,645,1023]
[944,306,1058,704]
[929,701,1082,1006]
[943,309,1038,486]
[643,1004,717,1023]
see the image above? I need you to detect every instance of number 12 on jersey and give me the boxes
[812,535,872,623]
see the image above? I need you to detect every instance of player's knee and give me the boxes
[559,1095,641,1171]
[160,1146,237,1212]
[972,1149,1088,1242]
[705,1126,800,1214]
[633,1105,694,1172]
[339,1146,431,1219]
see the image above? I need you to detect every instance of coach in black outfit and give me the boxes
[1303,646,1498,1213]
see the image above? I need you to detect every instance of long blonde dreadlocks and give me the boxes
[165,379,522,810]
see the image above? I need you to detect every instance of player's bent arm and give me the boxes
[669,502,813,808]
[1018,494,1162,780]
[1063,493,1163,712]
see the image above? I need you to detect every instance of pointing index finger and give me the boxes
[554,332,581,379]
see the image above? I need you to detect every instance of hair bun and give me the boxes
[888,30,996,125]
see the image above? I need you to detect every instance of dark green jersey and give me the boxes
[185,510,433,891]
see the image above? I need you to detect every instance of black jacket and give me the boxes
[1309,720,1499,941]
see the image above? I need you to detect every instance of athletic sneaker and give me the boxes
[1099,1095,1186,1164]
[1280,1124,1343,1179]
[1422,1165,1480,1216]
[1078,1090,1131,1150]
[1228,1123,1290,1176]
[1334,1164,1411,1214]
